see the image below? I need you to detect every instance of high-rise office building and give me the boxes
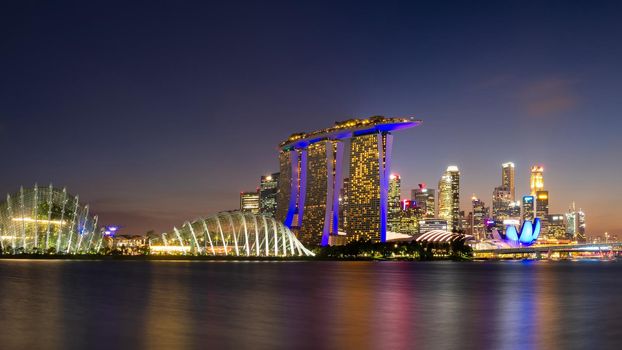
[412,184,435,218]
[507,201,521,219]
[547,214,566,238]
[240,191,260,214]
[438,166,460,232]
[387,174,401,232]
[536,190,549,218]
[471,196,489,240]
[259,173,279,217]
[502,162,516,201]
[565,202,586,242]
[398,199,419,235]
[530,165,544,195]
[492,186,512,221]
[276,116,421,246]
[522,195,535,221]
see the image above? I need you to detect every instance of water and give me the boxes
[0,260,620,350]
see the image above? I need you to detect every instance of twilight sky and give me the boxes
[1,1,621,236]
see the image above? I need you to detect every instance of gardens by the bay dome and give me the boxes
[150,211,314,257]
[0,185,102,254]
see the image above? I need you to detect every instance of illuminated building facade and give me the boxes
[412,184,435,218]
[259,173,279,217]
[471,196,489,240]
[534,190,549,236]
[276,151,295,225]
[347,134,386,242]
[530,165,544,195]
[387,174,401,233]
[492,186,512,222]
[502,162,516,201]
[276,116,421,245]
[418,219,448,233]
[299,140,343,246]
[566,203,586,242]
[522,195,535,221]
[398,199,419,234]
[508,201,521,218]
[438,166,460,232]
[339,177,350,233]
[0,185,102,254]
[547,214,566,238]
[240,191,260,214]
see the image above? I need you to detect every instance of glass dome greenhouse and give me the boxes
[150,211,314,257]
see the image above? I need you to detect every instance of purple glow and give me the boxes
[297,149,308,228]
[378,133,393,243]
[284,150,298,228]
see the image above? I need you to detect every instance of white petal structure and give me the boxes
[151,211,315,257]
[0,185,102,254]
[416,230,474,243]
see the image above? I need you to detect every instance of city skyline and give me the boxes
[1,1,621,236]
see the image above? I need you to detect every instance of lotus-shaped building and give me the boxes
[501,218,542,246]
[150,211,314,257]
[0,185,103,254]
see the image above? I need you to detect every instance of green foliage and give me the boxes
[37,201,75,221]
[316,239,473,260]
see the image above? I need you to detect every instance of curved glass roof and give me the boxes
[151,211,315,257]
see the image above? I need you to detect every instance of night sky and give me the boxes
[2,1,621,236]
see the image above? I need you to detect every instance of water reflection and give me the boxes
[1,260,621,350]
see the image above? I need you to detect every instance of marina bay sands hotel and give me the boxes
[275,116,421,246]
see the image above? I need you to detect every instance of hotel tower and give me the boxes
[276,116,421,246]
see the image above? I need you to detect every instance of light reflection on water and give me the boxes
[0,260,620,350]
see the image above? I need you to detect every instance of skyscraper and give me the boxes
[566,202,586,242]
[492,186,512,222]
[522,195,535,221]
[259,173,279,217]
[299,140,343,246]
[240,191,260,214]
[438,166,460,232]
[387,174,401,232]
[398,199,419,234]
[536,191,549,218]
[530,166,544,195]
[347,133,387,242]
[502,162,516,201]
[411,184,435,218]
[471,196,489,240]
[275,150,299,227]
[546,214,566,238]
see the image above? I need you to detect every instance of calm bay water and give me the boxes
[0,260,620,350]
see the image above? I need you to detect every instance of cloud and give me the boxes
[518,78,579,117]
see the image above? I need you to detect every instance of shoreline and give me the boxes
[0,254,470,262]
